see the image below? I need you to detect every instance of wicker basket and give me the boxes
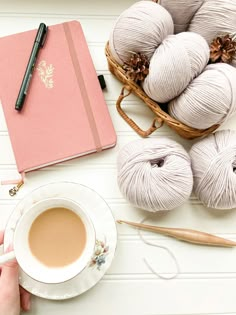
[105,42,219,139]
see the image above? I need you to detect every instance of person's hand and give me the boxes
[0,231,31,315]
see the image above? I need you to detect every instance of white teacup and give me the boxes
[0,197,96,284]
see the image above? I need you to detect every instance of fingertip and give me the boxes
[1,260,19,287]
[21,290,31,311]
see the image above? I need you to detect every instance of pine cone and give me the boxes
[123,52,149,83]
[210,34,236,64]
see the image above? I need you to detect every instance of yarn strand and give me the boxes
[138,217,180,280]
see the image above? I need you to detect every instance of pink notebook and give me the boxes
[0,21,116,181]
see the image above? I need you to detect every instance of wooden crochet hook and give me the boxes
[117,220,236,247]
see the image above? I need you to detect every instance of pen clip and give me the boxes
[40,26,48,47]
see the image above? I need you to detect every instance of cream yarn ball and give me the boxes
[158,0,204,34]
[189,0,236,68]
[168,63,236,130]
[142,32,209,103]
[189,0,236,42]
[109,0,174,65]
[159,0,236,67]
[117,138,193,212]
[190,130,236,209]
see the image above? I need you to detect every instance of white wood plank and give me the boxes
[0,16,115,42]
[0,0,136,16]
[27,279,236,315]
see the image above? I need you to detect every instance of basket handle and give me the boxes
[116,85,163,137]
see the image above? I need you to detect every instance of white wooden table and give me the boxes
[1,1,236,314]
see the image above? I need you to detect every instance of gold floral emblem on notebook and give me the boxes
[37,60,54,88]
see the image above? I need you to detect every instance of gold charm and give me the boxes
[9,181,24,196]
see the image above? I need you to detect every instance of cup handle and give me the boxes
[0,246,15,265]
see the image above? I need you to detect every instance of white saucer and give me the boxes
[3,182,117,300]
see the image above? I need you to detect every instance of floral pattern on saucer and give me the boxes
[90,239,109,270]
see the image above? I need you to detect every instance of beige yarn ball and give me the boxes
[109,0,174,65]
[117,137,193,212]
[189,0,236,68]
[159,0,236,67]
[189,0,236,43]
[142,32,209,103]
[190,130,236,209]
[158,0,204,34]
[168,63,236,130]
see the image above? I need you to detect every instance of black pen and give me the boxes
[15,23,48,111]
